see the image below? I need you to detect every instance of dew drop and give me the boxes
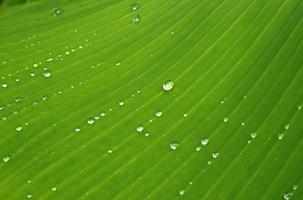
[1,83,8,88]
[53,8,64,16]
[136,126,144,133]
[155,111,163,117]
[118,101,124,106]
[132,15,140,24]
[283,192,292,200]
[100,112,106,117]
[250,132,257,139]
[107,149,113,154]
[15,97,22,103]
[87,119,95,125]
[195,146,201,152]
[2,156,10,163]
[27,194,32,199]
[212,152,220,159]
[201,138,209,146]
[74,128,81,133]
[298,105,302,110]
[277,133,284,140]
[292,185,298,190]
[179,190,185,196]
[223,117,229,123]
[162,80,174,91]
[285,124,290,130]
[131,3,139,11]
[43,70,52,78]
[16,126,23,132]
[170,141,180,150]
[51,187,57,192]
[42,95,49,101]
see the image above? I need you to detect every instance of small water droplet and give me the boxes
[27,194,32,198]
[2,156,10,163]
[16,126,23,132]
[87,119,95,125]
[74,128,81,132]
[43,70,52,78]
[53,8,64,16]
[283,192,292,200]
[131,3,139,11]
[162,81,174,91]
[132,15,140,23]
[212,152,220,159]
[277,133,284,140]
[195,146,201,152]
[292,185,298,190]
[144,133,150,137]
[42,95,49,101]
[183,113,188,118]
[298,105,302,110]
[170,141,180,150]
[118,101,124,106]
[179,190,185,196]
[285,124,290,130]
[107,149,113,154]
[100,112,106,117]
[250,132,257,139]
[15,97,22,103]
[136,126,144,133]
[201,138,209,146]
[51,187,57,192]
[223,117,229,123]
[155,111,163,117]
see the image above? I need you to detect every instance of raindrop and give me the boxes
[250,132,257,139]
[201,138,209,146]
[155,111,163,117]
[131,3,139,11]
[87,119,95,125]
[43,70,52,78]
[53,8,64,16]
[132,15,140,23]
[1,83,8,88]
[170,141,180,150]
[74,128,81,133]
[195,146,201,152]
[136,126,144,133]
[16,126,23,132]
[212,152,220,159]
[277,133,284,140]
[2,156,10,163]
[179,190,185,196]
[162,80,174,91]
[283,192,292,200]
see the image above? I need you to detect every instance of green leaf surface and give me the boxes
[1,0,303,199]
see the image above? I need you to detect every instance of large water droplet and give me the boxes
[201,138,209,146]
[162,80,174,91]
[170,141,180,150]
[155,111,163,117]
[1,83,8,88]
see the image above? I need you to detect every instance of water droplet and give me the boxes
[207,161,212,165]
[132,15,140,23]
[30,72,36,77]
[53,8,64,16]
[42,95,49,101]
[183,113,188,118]
[131,3,139,11]
[2,156,10,163]
[195,146,201,152]
[285,124,290,130]
[283,192,292,200]
[241,122,245,126]
[278,133,284,140]
[223,117,229,123]
[162,81,174,91]
[100,113,106,117]
[144,133,150,137]
[155,111,163,117]
[87,119,95,125]
[43,71,52,78]
[298,105,302,110]
[170,141,180,150]
[16,126,23,132]
[212,152,220,159]
[179,190,185,196]
[107,149,113,154]
[250,132,257,139]
[51,187,57,192]
[27,194,32,198]
[1,83,8,88]
[201,138,209,146]
[74,128,81,132]
[292,185,298,190]
[118,101,124,106]
[136,126,144,133]
[15,97,22,103]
